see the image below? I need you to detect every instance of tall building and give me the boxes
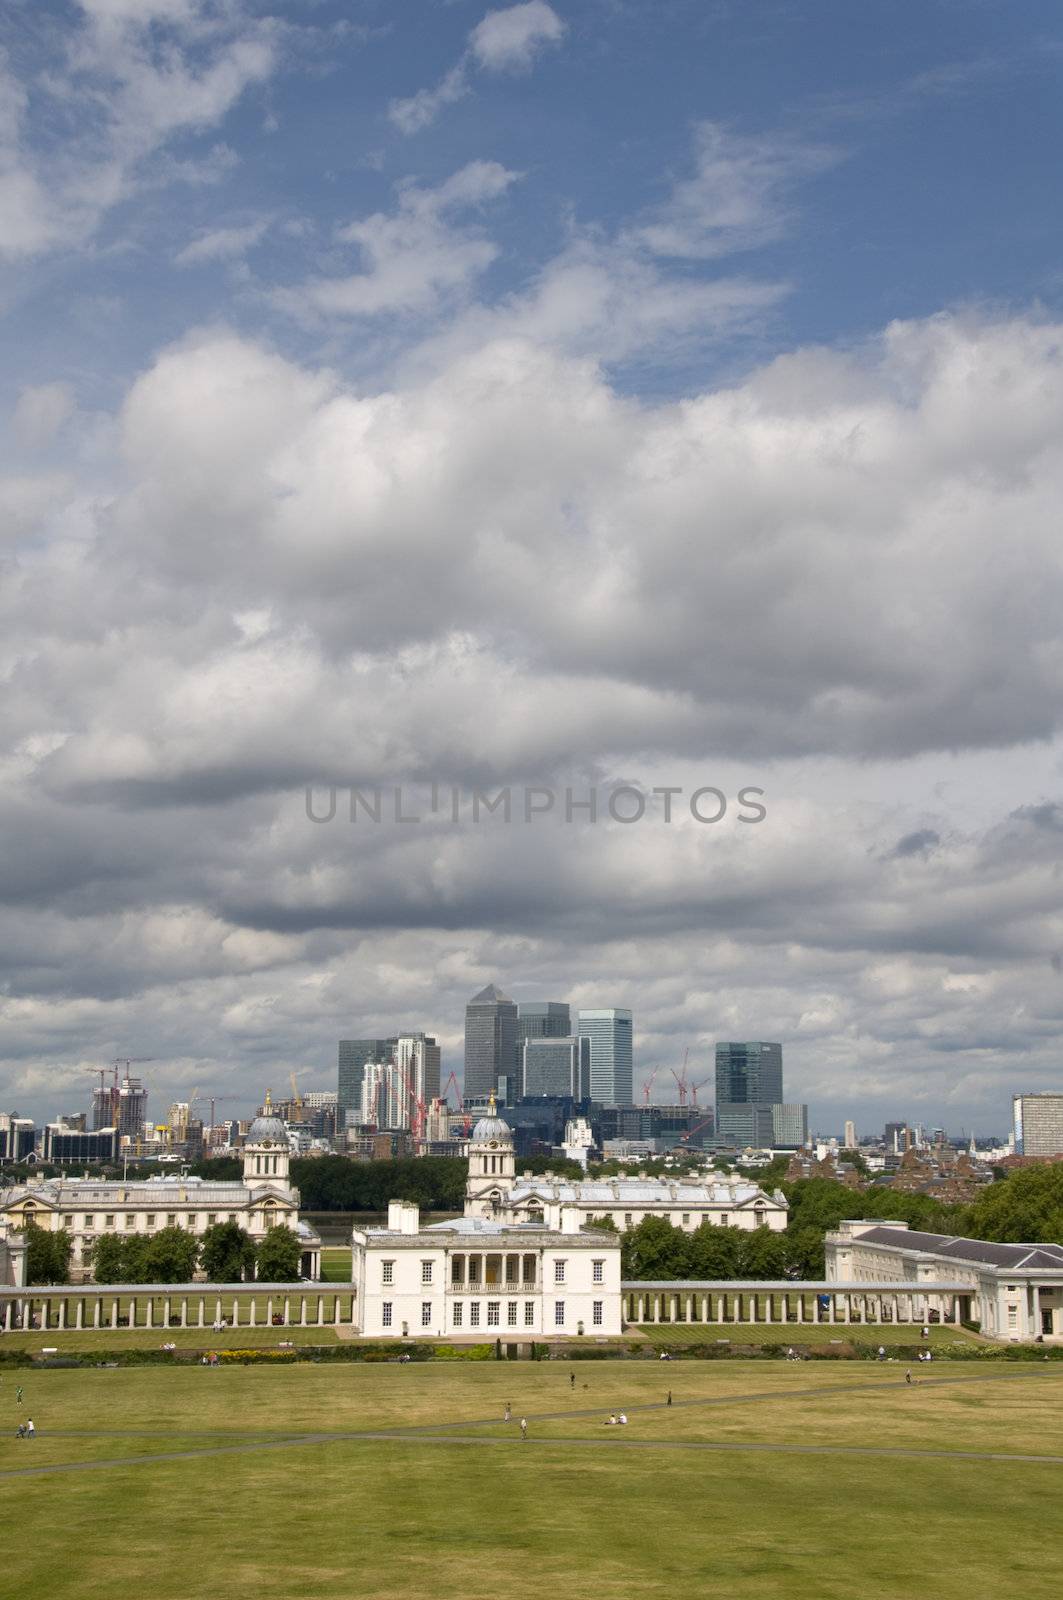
[521,1036,591,1099]
[339,1039,397,1125]
[389,1035,442,1129]
[116,1075,147,1138]
[360,1061,387,1126]
[716,1103,774,1147]
[517,1001,571,1042]
[715,1042,783,1106]
[463,985,518,1102]
[770,1104,808,1149]
[1012,1093,1063,1157]
[577,1009,633,1104]
[844,1119,857,1148]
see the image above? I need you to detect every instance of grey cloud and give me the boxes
[892,829,941,857]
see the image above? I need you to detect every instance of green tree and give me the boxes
[737,1226,789,1278]
[785,1224,827,1278]
[621,1217,690,1279]
[91,1233,127,1283]
[24,1222,72,1285]
[255,1225,302,1282]
[686,1220,742,1278]
[963,1164,1063,1243]
[586,1214,619,1233]
[200,1220,257,1282]
[143,1226,199,1283]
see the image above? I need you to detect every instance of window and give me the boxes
[166,1214,176,1227]
[507,1301,518,1327]
[470,1302,481,1327]
[554,1259,566,1284]
[720,1213,729,1226]
[624,1213,633,1227]
[146,1214,156,1229]
[228,1213,237,1223]
[593,1259,604,1284]
[682,1214,690,1226]
[124,1214,135,1229]
[186,1214,196,1228]
[207,1214,217,1225]
[593,1301,603,1327]
[554,1301,565,1327]
[453,1303,463,1328]
[421,1301,432,1328]
[524,1302,535,1327]
[469,1258,482,1285]
[382,1302,393,1328]
[451,1257,464,1284]
[487,1302,500,1327]
[382,1260,394,1285]
[421,1260,433,1285]
[104,1214,114,1228]
[83,1215,94,1228]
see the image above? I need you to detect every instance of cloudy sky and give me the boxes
[3,0,1063,1135]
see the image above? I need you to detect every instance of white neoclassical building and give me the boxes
[0,1113,322,1282]
[464,1106,787,1233]
[351,1197,623,1339]
[825,1220,1063,1341]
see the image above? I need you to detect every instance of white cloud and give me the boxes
[175,219,270,265]
[277,161,520,319]
[389,2,566,134]
[12,383,75,449]
[468,3,567,72]
[633,121,838,260]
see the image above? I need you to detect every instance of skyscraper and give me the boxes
[339,1038,396,1125]
[463,984,518,1102]
[516,1001,571,1042]
[715,1042,783,1106]
[1012,1093,1063,1156]
[577,1008,633,1103]
[521,1036,591,1099]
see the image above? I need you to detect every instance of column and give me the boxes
[283,1295,291,1326]
[747,1293,756,1323]
[764,1295,772,1323]
[827,1297,835,1324]
[3,1301,12,1332]
[75,1299,84,1330]
[842,1295,851,1324]
[145,1298,153,1330]
[334,1296,342,1326]
[248,1298,256,1328]
[299,1296,308,1327]
[231,1297,239,1327]
[164,1296,172,1328]
[215,1296,223,1326]
[58,1299,67,1330]
[317,1296,325,1327]
[267,1296,274,1326]
[111,1297,119,1329]
[93,1298,102,1329]
[796,1295,804,1323]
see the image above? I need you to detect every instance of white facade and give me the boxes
[0,1113,321,1282]
[825,1219,1063,1342]
[352,1199,623,1339]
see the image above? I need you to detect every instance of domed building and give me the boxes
[464,1100,517,1218]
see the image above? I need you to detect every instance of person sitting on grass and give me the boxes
[618,1412,628,1425]
[605,1413,617,1425]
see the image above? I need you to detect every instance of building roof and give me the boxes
[359,1216,617,1244]
[0,1177,288,1206]
[470,1114,513,1143]
[850,1226,1063,1272]
[508,1177,784,1207]
[246,1115,289,1144]
[468,983,513,1005]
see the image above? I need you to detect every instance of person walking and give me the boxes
[25,1418,35,1437]
[905,1369,912,1386]
[519,1417,527,1441]
[667,1390,672,1407]
[570,1372,575,1390]
[15,1385,23,1406]
[503,1402,511,1423]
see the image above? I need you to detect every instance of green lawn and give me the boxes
[641,1320,979,1348]
[2,1361,1061,1599]
[320,1246,352,1281]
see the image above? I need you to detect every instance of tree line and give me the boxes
[24,1220,303,1286]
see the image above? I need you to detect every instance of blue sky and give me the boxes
[4,2,1063,1134]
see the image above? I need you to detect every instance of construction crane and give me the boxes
[443,1071,472,1135]
[641,1066,660,1107]
[187,1093,240,1135]
[678,1114,714,1147]
[289,1071,303,1115]
[689,1076,710,1109]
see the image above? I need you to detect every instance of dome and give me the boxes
[246,1115,288,1145]
[471,1115,512,1143]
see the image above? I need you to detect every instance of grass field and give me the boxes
[641,1320,978,1348]
[3,1359,1062,1599]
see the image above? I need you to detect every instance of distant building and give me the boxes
[715,1104,774,1147]
[116,1076,148,1138]
[521,1036,591,1099]
[0,1111,321,1281]
[464,985,518,1103]
[715,1042,783,1107]
[41,1125,119,1164]
[338,1039,397,1125]
[770,1104,809,1149]
[577,1009,633,1104]
[0,1116,35,1163]
[825,1219,1063,1342]
[844,1119,857,1148]
[463,1110,787,1232]
[1012,1093,1063,1157]
[517,1001,571,1041]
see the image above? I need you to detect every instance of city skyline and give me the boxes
[3,3,1063,1133]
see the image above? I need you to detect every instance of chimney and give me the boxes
[388,1200,420,1235]
[560,1205,581,1234]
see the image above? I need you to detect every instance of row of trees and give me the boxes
[291,1154,467,1212]
[24,1221,302,1286]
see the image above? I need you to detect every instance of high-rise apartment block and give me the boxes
[339,1039,396,1125]
[577,1009,633,1103]
[1012,1093,1063,1157]
[516,1001,571,1041]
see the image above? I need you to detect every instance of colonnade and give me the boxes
[623,1283,968,1327]
[0,1286,356,1333]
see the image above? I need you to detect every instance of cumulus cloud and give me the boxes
[389,2,566,134]
[12,383,75,449]
[175,219,270,265]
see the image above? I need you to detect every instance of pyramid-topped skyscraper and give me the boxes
[463,983,518,1103]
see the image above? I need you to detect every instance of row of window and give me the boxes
[380,1259,606,1286]
[69,1211,258,1232]
[379,1301,606,1330]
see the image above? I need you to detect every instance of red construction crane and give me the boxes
[641,1066,660,1107]
[678,1114,714,1146]
[443,1070,472,1134]
[671,1048,691,1106]
[689,1076,710,1108]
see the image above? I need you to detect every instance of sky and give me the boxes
[3,0,1063,1135]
